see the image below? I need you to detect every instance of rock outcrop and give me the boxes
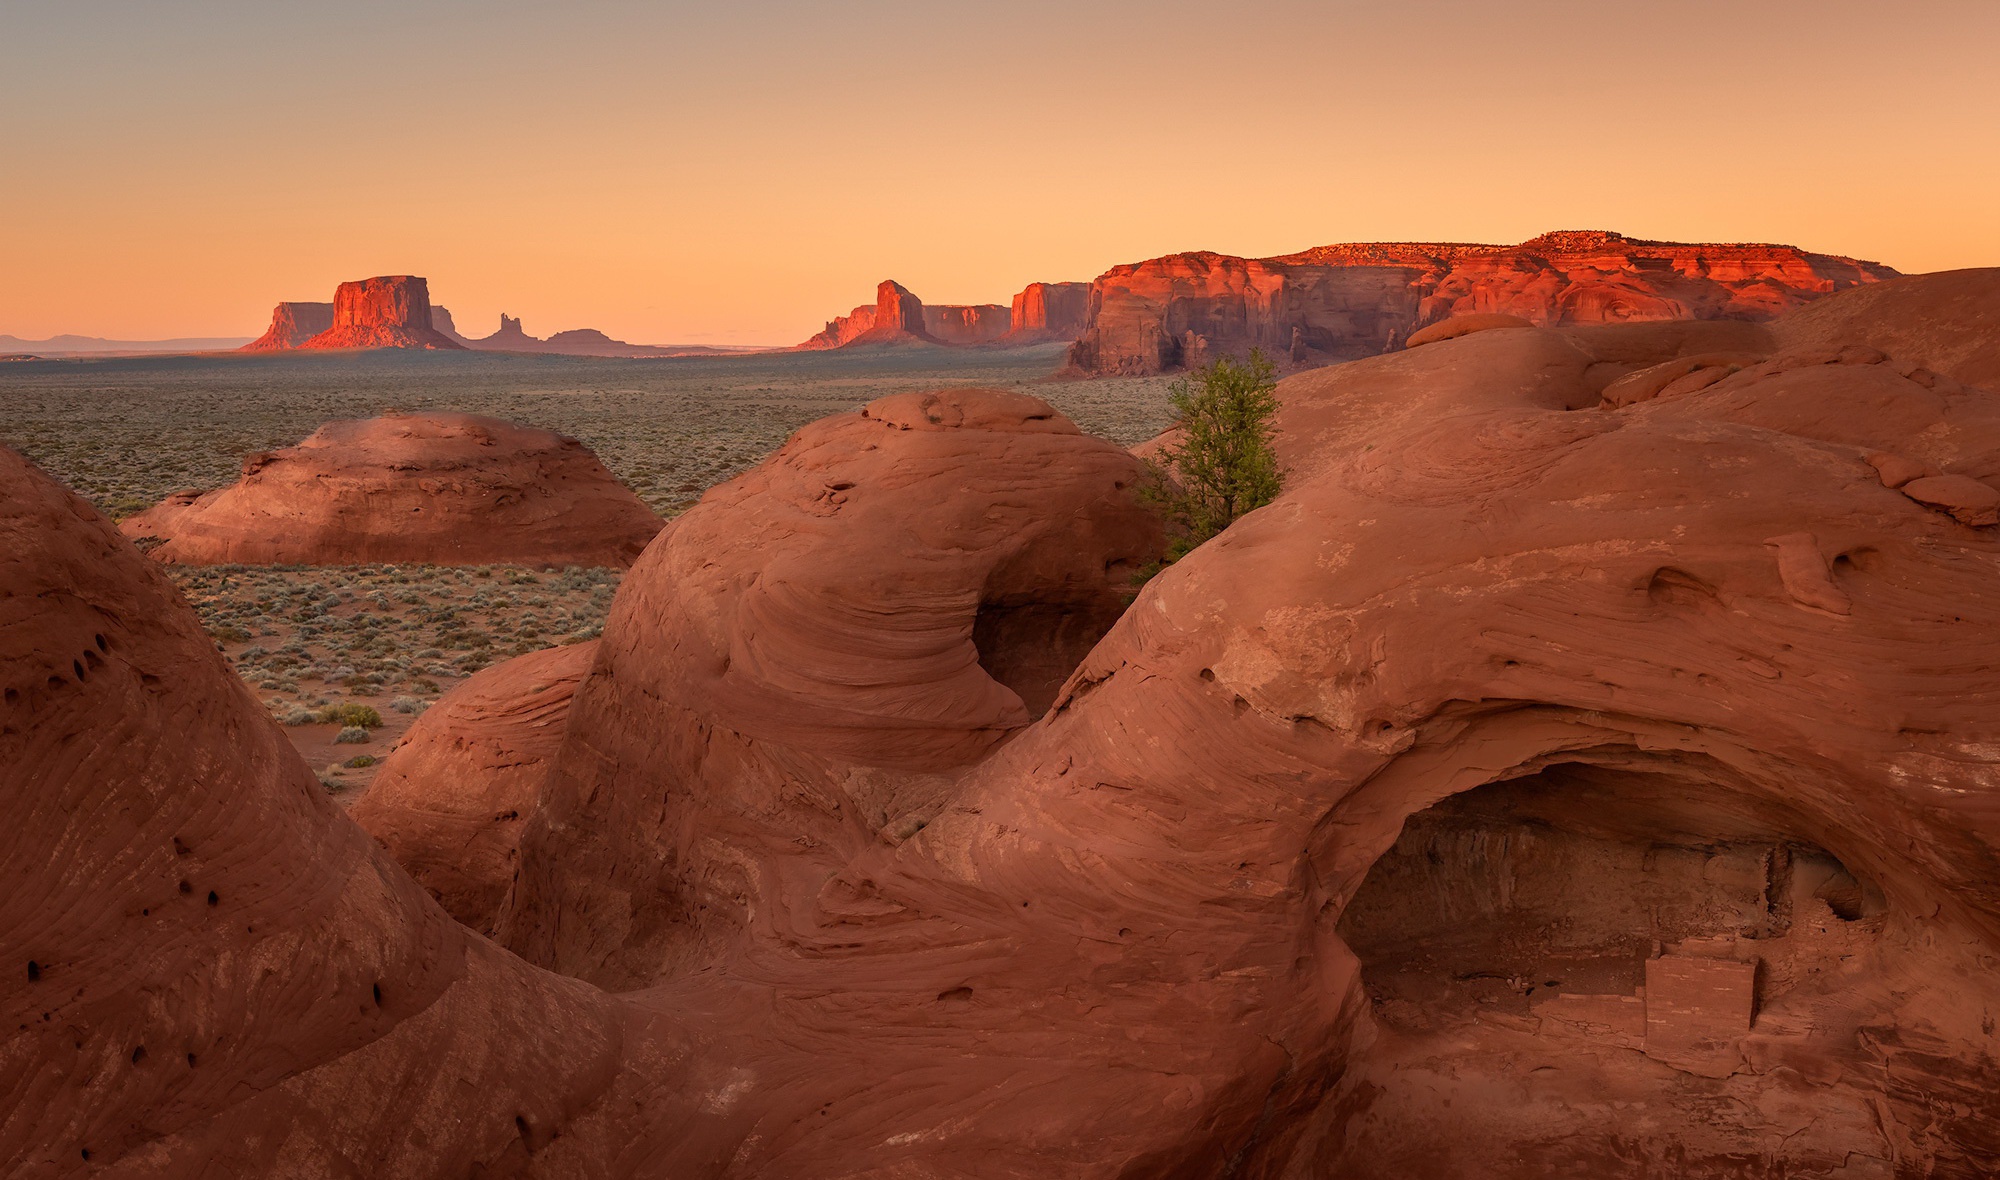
[1007,281,1092,343]
[496,388,1164,983]
[10,273,2000,1178]
[351,642,597,936]
[1771,267,2000,391]
[239,302,335,351]
[798,279,1088,349]
[119,412,662,567]
[296,275,464,351]
[924,303,1011,345]
[1066,229,1898,375]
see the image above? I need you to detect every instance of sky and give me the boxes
[3,0,1997,344]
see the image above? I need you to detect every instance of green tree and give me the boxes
[1145,349,1284,562]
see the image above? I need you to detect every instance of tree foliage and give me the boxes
[1144,349,1284,561]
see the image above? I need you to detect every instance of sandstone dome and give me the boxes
[349,641,598,936]
[120,411,664,567]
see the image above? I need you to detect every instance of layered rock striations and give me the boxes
[118,412,663,567]
[496,388,1164,983]
[1007,280,1091,342]
[351,641,598,936]
[240,302,334,351]
[299,275,464,351]
[1066,229,1897,375]
[8,272,2000,1177]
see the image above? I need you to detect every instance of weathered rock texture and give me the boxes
[0,449,701,1176]
[1771,267,2000,391]
[239,302,334,352]
[351,642,597,936]
[298,275,464,351]
[118,412,662,567]
[9,272,2000,1178]
[1066,229,1897,375]
[798,279,1088,349]
[497,388,1165,983]
[1008,281,1092,342]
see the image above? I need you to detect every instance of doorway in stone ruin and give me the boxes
[1319,760,1899,1177]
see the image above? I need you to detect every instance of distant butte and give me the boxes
[436,311,741,357]
[238,276,460,352]
[797,278,1090,350]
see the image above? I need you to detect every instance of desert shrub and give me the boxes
[343,754,377,769]
[1143,350,1285,563]
[315,702,383,728]
[281,707,316,726]
[390,695,427,714]
[333,726,371,744]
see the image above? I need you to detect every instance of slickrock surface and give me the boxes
[1772,267,2000,391]
[9,272,2000,1177]
[119,412,663,567]
[1066,229,1895,375]
[497,388,1164,984]
[351,642,598,935]
[299,275,464,351]
[239,302,334,351]
[0,448,696,1177]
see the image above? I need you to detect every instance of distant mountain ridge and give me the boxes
[0,333,254,355]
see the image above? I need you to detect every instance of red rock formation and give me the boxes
[1066,229,1898,375]
[10,274,2000,1178]
[297,275,464,351]
[1772,268,2000,391]
[0,447,705,1176]
[799,280,1086,349]
[496,387,1164,984]
[351,642,597,935]
[796,302,877,349]
[1404,311,1534,348]
[238,301,334,351]
[118,412,662,567]
[1007,281,1091,342]
[923,302,1011,345]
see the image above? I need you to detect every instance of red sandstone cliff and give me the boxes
[1065,229,1899,375]
[300,275,465,351]
[1006,281,1091,343]
[239,301,335,351]
[924,302,1011,345]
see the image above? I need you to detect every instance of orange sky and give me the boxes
[3,0,1997,344]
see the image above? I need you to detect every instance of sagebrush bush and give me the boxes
[333,726,371,745]
[315,702,383,728]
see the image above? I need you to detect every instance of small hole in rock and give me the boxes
[131,1045,147,1066]
[207,891,218,906]
[27,961,40,982]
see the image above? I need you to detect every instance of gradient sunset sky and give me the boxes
[4,0,1997,344]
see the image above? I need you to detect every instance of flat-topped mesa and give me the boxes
[300,275,465,351]
[1066,229,1899,375]
[239,301,335,351]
